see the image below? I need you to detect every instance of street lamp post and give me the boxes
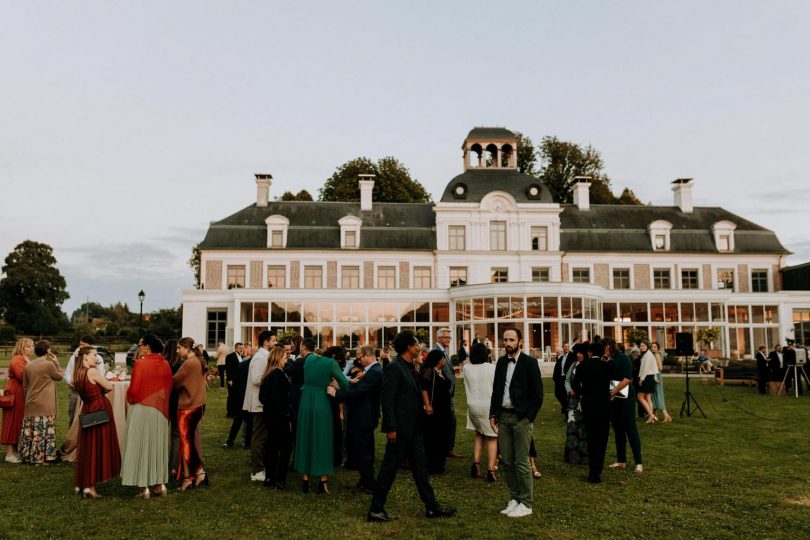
[138,290,145,336]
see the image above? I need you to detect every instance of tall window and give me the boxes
[653,269,671,289]
[751,269,768,292]
[532,267,550,282]
[681,269,699,289]
[490,221,507,251]
[413,267,432,288]
[717,269,734,290]
[206,310,227,348]
[448,225,466,251]
[270,230,284,248]
[341,266,360,289]
[377,266,396,288]
[612,268,630,289]
[304,266,322,289]
[530,226,548,251]
[572,267,590,283]
[227,265,245,289]
[449,267,467,287]
[267,265,286,288]
[491,267,508,283]
[345,230,357,248]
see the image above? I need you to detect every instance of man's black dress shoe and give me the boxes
[425,506,456,518]
[367,510,397,522]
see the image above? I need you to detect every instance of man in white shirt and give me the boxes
[243,330,273,481]
[65,335,106,424]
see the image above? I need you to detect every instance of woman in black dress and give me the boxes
[420,350,451,475]
[573,339,612,483]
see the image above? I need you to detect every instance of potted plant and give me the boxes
[625,327,649,347]
[696,326,722,357]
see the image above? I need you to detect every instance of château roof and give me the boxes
[439,169,554,204]
[465,127,516,141]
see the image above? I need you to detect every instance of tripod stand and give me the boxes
[680,357,706,418]
[778,364,810,398]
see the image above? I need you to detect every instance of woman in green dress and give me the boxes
[293,352,349,494]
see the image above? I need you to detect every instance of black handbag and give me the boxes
[79,409,110,429]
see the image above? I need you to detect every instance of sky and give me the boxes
[2,1,809,316]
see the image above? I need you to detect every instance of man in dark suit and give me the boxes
[553,343,571,417]
[223,349,252,448]
[329,344,382,492]
[433,328,460,458]
[368,331,455,522]
[573,340,611,484]
[768,345,785,385]
[755,345,769,395]
[224,343,245,418]
[489,327,543,519]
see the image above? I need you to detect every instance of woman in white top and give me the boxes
[636,342,660,424]
[462,342,497,482]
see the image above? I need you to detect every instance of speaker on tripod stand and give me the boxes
[677,332,706,418]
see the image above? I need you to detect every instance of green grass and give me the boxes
[2,366,810,539]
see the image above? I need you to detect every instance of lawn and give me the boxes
[1,362,809,539]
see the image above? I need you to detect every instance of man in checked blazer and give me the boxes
[489,327,543,518]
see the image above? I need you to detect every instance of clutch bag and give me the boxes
[79,409,110,428]
[610,380,629,399]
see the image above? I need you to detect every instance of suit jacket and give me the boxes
[380,356,423,436]
[489,352,543,422]
[553,354,570,388]
[755,351,769,373]
[768,350,784,372]
[224,352,241,384]
[336,362,382,430]
[433,343,456,397]
[784,348,797,366]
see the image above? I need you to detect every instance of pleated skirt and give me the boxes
[121,404,169,487]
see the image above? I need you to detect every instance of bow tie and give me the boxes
[507,356,517,363]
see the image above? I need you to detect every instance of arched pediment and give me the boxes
[480,191,518,213]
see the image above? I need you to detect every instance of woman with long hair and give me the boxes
[636,342,659,424]
[18,340,63,464]
[650,342,672,423]
[420,349,452,475]
[174,337,209,490]
[2,338,33,463]
[462,342,497,481]
[73,346,121,498]
[258,346,292,489]
[163,338,181,475]
[563,343,588,465]
[121,334,173,498]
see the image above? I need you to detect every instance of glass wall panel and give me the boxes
[415,302,430,323]
[681,303,694,322]
[399,303,415,323]
[753,327,766,350]
[736,306,750,324]
[561,297,572,319]
[473,298,485,320]
[695,303,709,321]
[484,298,495,319]
[621,303,648,322]
[527,297,542,319]
[543,297,559,318]
[336,325,355,348]
[711,303,724,322]
[432,303,450,322]
[497,298,511,319]
[767,327,780,349]
[318,304,333,323]
[286,302,301,323]
[270,302,285,322]
[751,306,764,323]
[603,302,618,322]
[649,303,664,323]
[765,306,779,323]
[572,297,583,319]
[510,297,524,319]
[241,302,253,323]
[664,304,678,322]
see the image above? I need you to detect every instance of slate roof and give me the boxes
[198,201,436,250]
[559,205,790,254]
[199,199,788,255]
[466,127,516,140]
[439,169,554,204]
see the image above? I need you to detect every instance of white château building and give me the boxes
[182,127,810,359]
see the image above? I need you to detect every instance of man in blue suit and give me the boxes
[329,344,382,492]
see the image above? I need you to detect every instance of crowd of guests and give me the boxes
[3,327,689,521]
[756,342,810,395]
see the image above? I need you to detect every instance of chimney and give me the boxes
[572,176,592,210]
[255,173,272,207]
[358,173,375,211]
[672,178,693,213]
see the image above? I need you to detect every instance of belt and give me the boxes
[501,407,515,413]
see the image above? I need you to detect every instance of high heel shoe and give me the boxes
[180,477,195,491]
[485,469,496,482]
[318,480,329,494]
[81,488,101,499]
[531,466,542,479]
[646,415,658,424]
[153,484,168,497]
[470,462,480,478]
[194,471,209,488]
[135,488,150,499]
[302,479,310,494]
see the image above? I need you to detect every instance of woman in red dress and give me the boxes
[2,338,34,463]
[73,346,121,498]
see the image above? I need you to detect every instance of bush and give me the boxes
[0,324,16,343]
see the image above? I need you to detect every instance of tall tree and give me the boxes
[538,136,611,204]
[514,132,539,176]
[0,240,70,335]
[279,189,314,201]
[319,156,432,203]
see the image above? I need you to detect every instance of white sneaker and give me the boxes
[250,470,266,482]
[5,454,20,464]
[507,503,533,518]
[500,500,519,515]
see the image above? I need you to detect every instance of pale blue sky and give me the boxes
[2,1,809,315]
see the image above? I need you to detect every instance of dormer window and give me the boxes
[712,221,736,252]
[647,220,672,251]
[265,215,289,248]
[338,215,362,249]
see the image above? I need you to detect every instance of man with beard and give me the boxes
[489,327,543,518]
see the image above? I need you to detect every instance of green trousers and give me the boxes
[497,410,534,508]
